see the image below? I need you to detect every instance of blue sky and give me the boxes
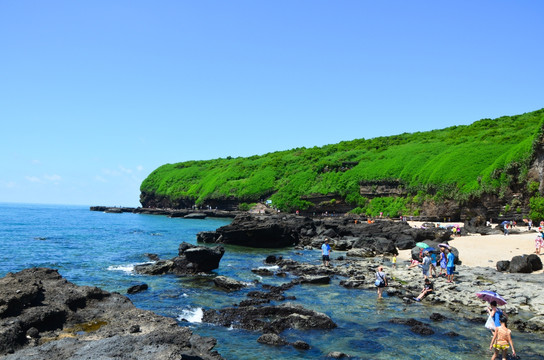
[1,1,543,207]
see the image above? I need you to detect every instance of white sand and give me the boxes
[396,222,543,273]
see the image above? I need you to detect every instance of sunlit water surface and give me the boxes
[1,203,542,359]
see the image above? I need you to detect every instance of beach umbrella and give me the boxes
[424,247,436,253]
[415,242,429,249]
[438,243,451,249]
[476,290,507,306]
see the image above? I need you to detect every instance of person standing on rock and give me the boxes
[421,251,432,280]
[446,248,455,283]
[321,238,332,267]
[375,266,387,299]
[438,247,447,277]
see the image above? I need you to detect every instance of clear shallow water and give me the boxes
[1,203,542,359]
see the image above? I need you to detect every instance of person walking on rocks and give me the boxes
[321,238,332,267]
[375,266,387,299]
[485,301,505,332]
[490,314,516,360]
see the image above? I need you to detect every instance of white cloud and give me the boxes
[1,181,17,188]
[95,175,108,183]
[119,166,133,174]
[136,165,144,172]
[31,159,41,165]
[25,174,61,184]
[44,174,62,182]
[25,176,42,183]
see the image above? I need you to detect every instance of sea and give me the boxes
[1,203,543,360]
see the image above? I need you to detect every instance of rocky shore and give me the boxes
[0,268,223,360]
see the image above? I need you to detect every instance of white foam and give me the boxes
[258,265,279,271]
[107,262,152,274]
[107,264,136,274]
[178,307,203,323]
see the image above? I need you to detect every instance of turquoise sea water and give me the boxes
[1,203,542,359]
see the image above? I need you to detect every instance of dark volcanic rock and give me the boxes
[510,255,534,273]
[134,242,225,275]
[127,283,148,294]
[257,333,288,346]
[430,313,447,322]
[202,303,337,334]
[213,276,246,292]
[198,214,309,248]
[0,268,223,359]
[292,340,310,350]
[527,254,543,271]
[496,260,511,272]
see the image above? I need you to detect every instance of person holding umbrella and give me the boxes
[477,290,508,332]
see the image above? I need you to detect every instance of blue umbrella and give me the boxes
[424,247,436,253]
[476,290,507,306]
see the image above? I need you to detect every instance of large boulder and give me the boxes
[509,255,533,273]
[527,254,543,271]
[135,242,225,275]
[197,214,311,248]
[496,260,510,272]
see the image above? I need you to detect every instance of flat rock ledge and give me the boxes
[263,256,544,333]
[0,268,223,360]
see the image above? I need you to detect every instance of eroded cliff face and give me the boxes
[140,133,544,220]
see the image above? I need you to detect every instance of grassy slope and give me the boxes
[141,109,544,212]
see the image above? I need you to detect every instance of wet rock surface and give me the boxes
[0,268,223,360]
[202,303,337,334]
[134,242,225,275]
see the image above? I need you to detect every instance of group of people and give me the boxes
[321,236,518,358]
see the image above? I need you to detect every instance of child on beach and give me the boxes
[535,232,543,255]
[489,314,515,360]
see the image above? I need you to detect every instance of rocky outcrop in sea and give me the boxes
[0,268,223,360]
[197,213,452,253]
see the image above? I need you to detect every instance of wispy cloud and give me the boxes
[95,175,108,183]
[136,165,144,172]
[44,174,62,182]
[1,181,17,188]
[119,166,133,174]
[25,174,62,184]
[25,176,42,183]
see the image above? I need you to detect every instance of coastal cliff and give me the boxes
[140,109,544,221]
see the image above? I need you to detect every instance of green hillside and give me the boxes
[141,109,544,216]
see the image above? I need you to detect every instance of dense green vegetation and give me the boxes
[141,109,544,215]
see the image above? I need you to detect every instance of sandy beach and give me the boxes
[397,222,543,273]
